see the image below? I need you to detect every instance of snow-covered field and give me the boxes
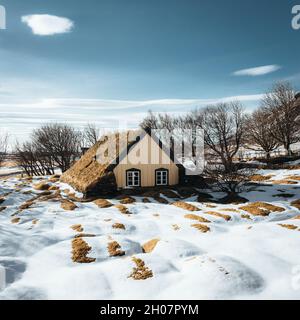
[0,169,300,300]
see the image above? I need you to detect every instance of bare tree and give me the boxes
[0,132,8,167]
[15,141,55,176]
[200,102,247,171]
[262,82,300,156]
[32,123,81,173]
[246,108,279,160]
[205,163,252,195]
[83,123,100,147]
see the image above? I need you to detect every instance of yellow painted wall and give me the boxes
[113,133,179,188]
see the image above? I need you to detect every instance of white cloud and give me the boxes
[31,94,264,110]
[233,65,281,76]
[21,14,74,36]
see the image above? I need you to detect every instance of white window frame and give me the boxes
[156,170,168,186]
[126,170,140,187]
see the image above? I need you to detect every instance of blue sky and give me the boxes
[0,0,299,141]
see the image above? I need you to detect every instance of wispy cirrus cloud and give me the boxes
[24,94,264,110]
[233,65,281,77]
[21,14,74,36]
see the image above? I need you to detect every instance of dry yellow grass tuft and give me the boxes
[32,219,39,225]
[94,199,113,208]
[160,189,179,199]
[278,224,298,230]
[112,223,126,230]
[107,241,125,257]
[61,199,78,211]
[33,182,51,191]
[172,224,180,231]
[71,238,96,263]
[49,185,59,191]
[240,202,285,216]
[293,215,300,219]
[291,199,300,210]
[119,196,136,204]
[48,175,60,183]
[19,200,35,210]
[142,197,151,203]
[191,223,210,233]
[71,224,84,232]
[115,204,131,215]
[184,213,211,223]
[74,233,96,238]
[154,196,169,204]
[285,175,300,181]
[173,201,200,212]
[11,217,20,224]
[142,239,160,253]
[241,214,252,220]
[250,174,273,182]
[271,180,298,185]
[220,208,239,213]
[205,204,217,208]
[205,211,231,221]
[129,257,153,280]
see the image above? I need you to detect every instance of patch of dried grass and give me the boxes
[71,224,84,232]
[220,208,239,213]
[115,204,131,215]
[191,223,210,233]
[32,219,39,225]
[0,206,6,212]
[19,200,34,210]
[205,204,217,208]
[49,185,59,191]
[286,175,300,181]
[129,257,153,280]
[33,182,51,191]
[172,224,180,231]
[71,238,96,263]
[271,180,298,185]
[11,217,20,224]
[239,202,285,216]
[205,211,231,221]
[172,201,200,212]
[241,214,252,220]
[278,224,298,230]
[142,197,151,203]
[154,196,169,204]
[142,239,160,253]
[250,174,273,182]
[48,175,60,183]
[291,199,300,210]
[184,213,211,223]
[94,199,113,208]
[112,223,126,230]
[61,199,77,211]
[119,196,136,204]
[107,241,125,257]
[74,233,96,238]
[160,189,179,199]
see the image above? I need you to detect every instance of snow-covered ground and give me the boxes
[0,169,300,300]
